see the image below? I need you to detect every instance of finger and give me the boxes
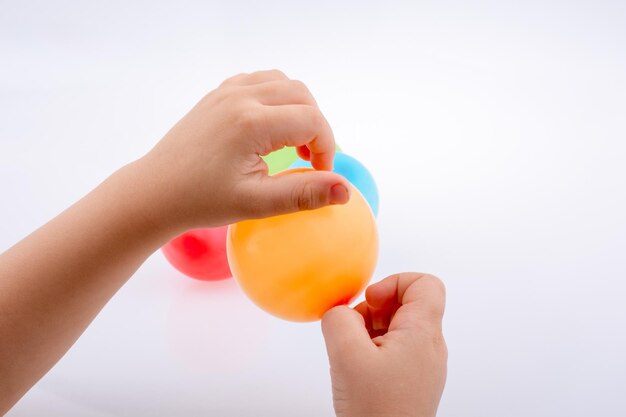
[365,276,400,309]
[367,303,398,333]
[367,273,446,335]
[257,105,336,171]
[242,170,350,218]
[221,69,288,86]
[245,79,318,106]
[354,301,372,332]
[365,277,401,331]
[296,145,311,161]
[354,301,390,339]
[322,306,374,361]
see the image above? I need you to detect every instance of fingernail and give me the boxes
[371,310,387,331]
[372,316,386,331]
[329,184,349,204]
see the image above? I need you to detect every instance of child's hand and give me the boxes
[137,69,350,232]
[0,70,350,413]
[322,273,447,417]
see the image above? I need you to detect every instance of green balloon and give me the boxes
[262,145,343,175]
[262,147,298,175]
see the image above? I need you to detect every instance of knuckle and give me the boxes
[288,79,311,97]
[236,108,263,131]
[288,80,315,105]
[220,72,246,86]
[266,68,288,79]
[431,332,448,360]
[308,108,327,130]
[208,87,235,105]
[292,181,319,211]
[289,79,307,89]
[418,273,446,296]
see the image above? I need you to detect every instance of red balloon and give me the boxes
[162,226,232,281]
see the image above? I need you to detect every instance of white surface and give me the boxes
[2,1,626,416]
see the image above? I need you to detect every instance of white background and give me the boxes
[2,1,626,416]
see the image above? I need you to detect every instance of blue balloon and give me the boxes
[290,152,379,216]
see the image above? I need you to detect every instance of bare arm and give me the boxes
[0,162,173,410]
[0,70,349,414]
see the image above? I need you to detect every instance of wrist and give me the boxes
[340,410,422,417]
[336,396,435,417]
[342,411,429,417]
[104,160,186,248]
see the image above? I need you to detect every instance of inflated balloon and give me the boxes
[227,169,378,322]
[290,152,379,216]
[262,147,298,175]
[162,226,232,281]
[262,145,342,175]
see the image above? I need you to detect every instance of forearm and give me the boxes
[0,160,175,413]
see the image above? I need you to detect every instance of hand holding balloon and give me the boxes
[227,169,378,321]
[157,71,350,281]
[141,69,350,234]
[322,273,447,417]
[0,70,393,416]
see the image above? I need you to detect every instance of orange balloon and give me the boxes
[227,169,379,322]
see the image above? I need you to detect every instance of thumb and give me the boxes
[322,306,374,362]
[253,170,350,217]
